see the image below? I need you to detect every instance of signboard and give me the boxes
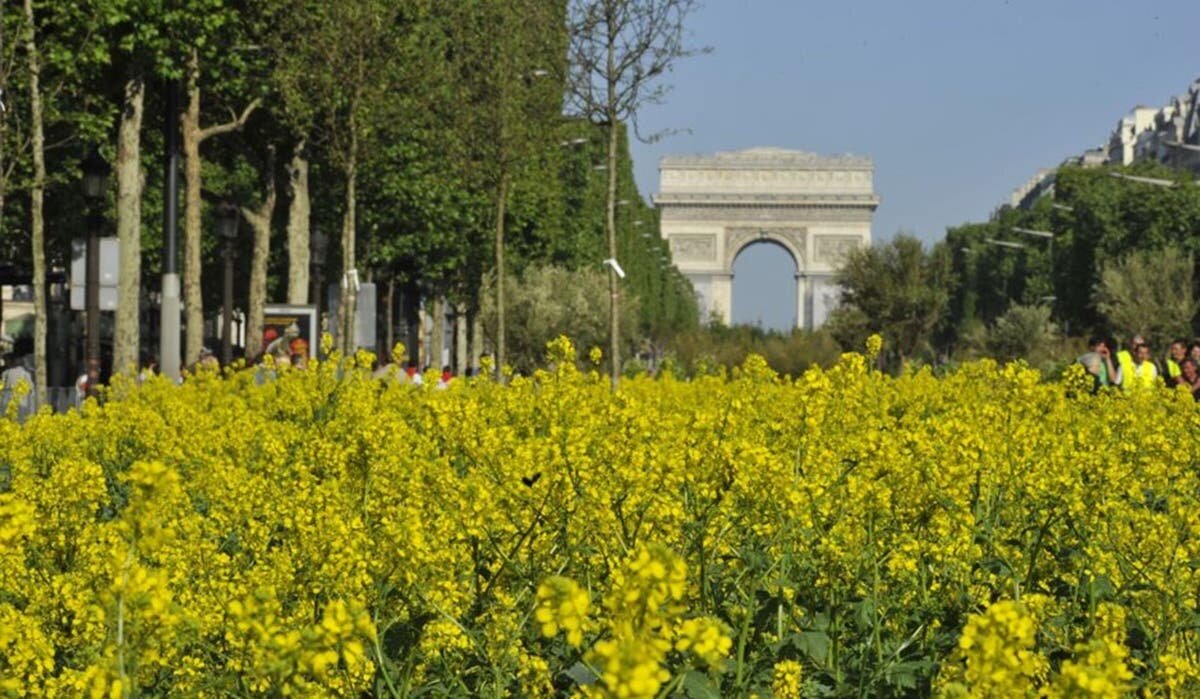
[69,238,120,311]
[261,304,318,359]
[326,282,377,351]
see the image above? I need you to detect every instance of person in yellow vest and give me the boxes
[1126,342,1159,391]
[1165,338,1187,385]
[1115,334,1143,391]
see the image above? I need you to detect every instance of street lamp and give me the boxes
[984,237,1025,250]
[310,225,328,337]
[81,148,109,398]
[1108,171,1178,188]
[217,200,240,365]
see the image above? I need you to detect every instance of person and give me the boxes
[436,365,453,390]
[1,352,34,417]
[1126,341,1159,391]
[197,347,219,370]
[1115,334,1143,391]
[1189,340,1200,365]
[1165,338,1187,385]
[139,355,158,384]
[1077,336,1118,391]
[289,337,310,369]
[404,359,423,386]
[1176,358,1200,400]
[264,322,301,361]
[75,370,89,403]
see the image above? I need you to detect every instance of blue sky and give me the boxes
[628,0,1200,329]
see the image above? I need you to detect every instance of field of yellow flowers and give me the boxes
[3,337,1200,697]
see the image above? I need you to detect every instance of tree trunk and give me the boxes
[0,1,7,242]
[24,0,45,408]
[242,146,276,360]
[430,296,444,370]
[385,278,394,358]
[493,171,509,380]
[339,148,357,355]
[114,75,145,375]
[286,139,310,304]
[402,281,420,365]
[606,119,619,386]
[455,302,467,376]
[181,49,260,364]
[606,27,620,387]
[181,50,204,365]
[471,310,483,373]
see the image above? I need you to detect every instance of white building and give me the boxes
[655,148,877,329]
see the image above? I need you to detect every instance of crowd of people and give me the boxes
[1078,334,1200,398]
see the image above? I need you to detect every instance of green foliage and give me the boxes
[1095,245,1199,352]
[665,324,842,378]
[983,303,1066,373]
[832,235,953,367]
[947,162,1200,353]
[0,0,701,380]
[479,265,642,374]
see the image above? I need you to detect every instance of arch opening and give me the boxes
[730,239,798,331]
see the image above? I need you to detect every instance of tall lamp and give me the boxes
[310,226,328,338]
[217,201,240,365]
[81,148,110,398]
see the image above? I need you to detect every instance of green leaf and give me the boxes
[563,661,598,686]
[681,670,721,699]
[793,630,832,665]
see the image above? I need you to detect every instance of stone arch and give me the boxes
[722,226,806,275]
[655,147,878,330]
[728,237,801,329]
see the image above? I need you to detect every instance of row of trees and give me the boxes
[0,0,705,401]
[828,162,1200,372]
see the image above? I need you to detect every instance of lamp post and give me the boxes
[310,225,327,337]
[217,201,240,365]
[161,80,182,381]
[81,148,109,398]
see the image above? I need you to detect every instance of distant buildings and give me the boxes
[1000,77,1200,214]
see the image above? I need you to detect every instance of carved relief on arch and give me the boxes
[813,235,862,264]
[724,227,806,269]
[668,234,717,262]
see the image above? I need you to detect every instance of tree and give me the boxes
[284,138,308,304]
[274,0,436,354]
[238,145,275,359]
[479,265,640,374]
[987,303,1060,365]
[1095,245,1197,350]
[22,0,47,407]
[946,162,1200,345]
[445,0,563,378]
[832,235,953,367]
[179,34,261,365]
[95,0,188,374]
[566,0,706,385]
[4,0,114,402]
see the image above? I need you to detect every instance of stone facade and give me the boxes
[655,148,878,329]
[1003,76,1200,214]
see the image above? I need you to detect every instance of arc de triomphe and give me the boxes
[655,148,878,329]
